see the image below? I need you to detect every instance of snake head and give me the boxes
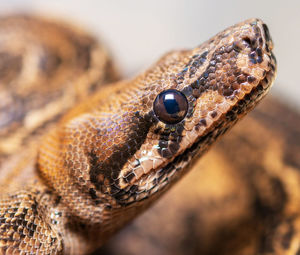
[38,19,276,224]
[108,18,277,204]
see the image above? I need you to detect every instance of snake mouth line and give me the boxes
[149,63,277,190]
[94,19,278,206]
[116,56,277,206]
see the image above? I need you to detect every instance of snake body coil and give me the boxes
[0,16,276,254]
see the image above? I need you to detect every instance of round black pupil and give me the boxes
[163,93,180,114]
[153,89,188,124]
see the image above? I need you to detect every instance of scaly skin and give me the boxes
[98,97,300,255]
[0,16,276,254]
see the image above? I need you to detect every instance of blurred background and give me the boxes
[0,0,299,110]
[0,1,299,255]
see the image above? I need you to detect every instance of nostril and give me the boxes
[242,36,259,51]
[262,23,271,42]
[242,37,252,46]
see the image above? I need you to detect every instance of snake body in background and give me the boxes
[0,15,286,254]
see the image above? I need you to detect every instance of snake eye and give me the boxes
[153,89,188,124]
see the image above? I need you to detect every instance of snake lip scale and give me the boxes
[0,16,276,254]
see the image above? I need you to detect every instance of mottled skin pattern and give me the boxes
[98,98,300,255]
[0,16,277,254]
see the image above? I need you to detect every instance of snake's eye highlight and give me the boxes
[153,89,188,124]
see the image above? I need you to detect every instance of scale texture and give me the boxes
[97,97,300,255]
[0,16,277,254]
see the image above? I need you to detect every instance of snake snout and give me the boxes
[262,22,274,52]
[262,23,272,43]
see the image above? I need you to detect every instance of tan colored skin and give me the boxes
[99,97,300,255]
[0,16,276,254]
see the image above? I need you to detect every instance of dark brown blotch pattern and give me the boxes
[89,111,156,201]
[0,191,62,254]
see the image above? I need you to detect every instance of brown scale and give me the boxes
[98,97,300,255]
[0,16,279,254]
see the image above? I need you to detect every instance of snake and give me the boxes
[0,15,277,254]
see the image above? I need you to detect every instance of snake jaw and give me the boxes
[111,19,277,205]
